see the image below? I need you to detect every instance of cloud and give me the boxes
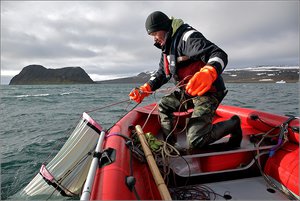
[1,1,299,84]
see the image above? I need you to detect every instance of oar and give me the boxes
[135,125,172,200]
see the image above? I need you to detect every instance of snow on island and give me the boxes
[222,66,299,83]
[96,65,299,84]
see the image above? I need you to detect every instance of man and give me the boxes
[129,11,242,151]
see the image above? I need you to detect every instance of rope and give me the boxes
[42,77,209,199]
[141,103,158,130]
[132,129,191,187]
[42,98,133,165]
[107,102,140,132]
[85,98,131,114]
[136,79,196,184]
[169,184,227,200]
[253,117,299,200]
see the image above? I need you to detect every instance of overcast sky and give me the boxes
[1,1,299,84]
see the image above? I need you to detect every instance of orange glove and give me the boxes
[185,65,217,96]
[129,83,152,103]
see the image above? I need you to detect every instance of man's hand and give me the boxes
[129,83,152,103]
[185,65,217,96]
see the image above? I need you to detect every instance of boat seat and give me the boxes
[169,135,273,177]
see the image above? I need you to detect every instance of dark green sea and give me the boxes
[1,83,299,200]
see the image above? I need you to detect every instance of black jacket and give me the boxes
[147,23,228,92]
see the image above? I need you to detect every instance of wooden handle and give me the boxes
[135,125,172,200]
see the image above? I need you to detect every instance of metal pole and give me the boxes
[80,130,106,200]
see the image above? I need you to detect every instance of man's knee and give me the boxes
[187,116,212,148]
[158,93,180,113]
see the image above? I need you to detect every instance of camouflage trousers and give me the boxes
[158,90,221,149]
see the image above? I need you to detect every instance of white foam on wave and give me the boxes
[259,79,274,82]
[33,94,49,97]
[60,92,71,96]
[15,94,50,98]
[15,92,72,98]
[15,95,30,98]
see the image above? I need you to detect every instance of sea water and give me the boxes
[1,83,299,200]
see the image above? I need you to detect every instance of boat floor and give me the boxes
[154,128,274,177]
[151,129,290,199]
[170,176,289,200]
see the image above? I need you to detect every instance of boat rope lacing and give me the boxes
[253,115,299,200]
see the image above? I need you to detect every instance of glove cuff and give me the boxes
[139,83,152,98]
[140,83,152,92]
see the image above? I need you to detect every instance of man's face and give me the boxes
[150,30,167,47]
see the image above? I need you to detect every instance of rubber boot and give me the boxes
[207,115,243,149]
[226,115,243,147]
[197,115,243,149]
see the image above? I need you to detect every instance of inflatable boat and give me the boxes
[87,103,299,200]
[21,103,299,200]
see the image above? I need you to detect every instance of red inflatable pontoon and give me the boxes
[89,103,299,200]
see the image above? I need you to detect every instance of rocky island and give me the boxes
[8,65,298,85]
[9,65,94,85]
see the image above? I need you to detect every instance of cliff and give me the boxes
[9,65,94,85]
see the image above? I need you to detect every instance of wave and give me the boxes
[15,94,50,98]
[14,92,72,98]
[60,92,71,96]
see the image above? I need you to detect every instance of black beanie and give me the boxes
[145,11,171,34]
